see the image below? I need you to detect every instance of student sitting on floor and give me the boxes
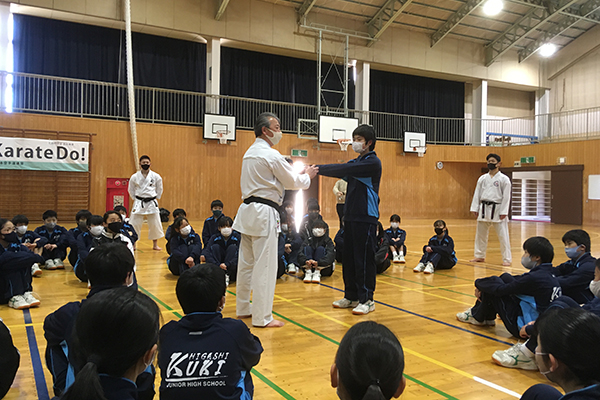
[413,220,457,275]
[385,214,406,264]
[34,210,69,270]
[66,209,92,269]
[299,199,323,242]
[375,221,391,274]
[330,321,406,400]
[165,208,187,254]
[159,264,263,400]
[59,287,159,400]
[168,216,202,276]
[74,215,104,282]
[202,200,224,248]
[456,236,562,338]
[92,211,134,255]
[204,216,241,283]
[12,214,47,277]
[298,219,335,284]
[0,318,20,399]
[281,217,302,274]
[334,222,344,264]
[115,205,139,248]
[0,218,44,310]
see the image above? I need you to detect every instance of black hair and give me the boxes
[523,236,554,264]
[536,307,600,387]
[283,200,293,209]
[562,229,591,252]
[353,125,376,151]
[172,216,189,235]
[389,214,400,223]
[62,287,159,400]
[210,200,223,209]
[0,218,9,231]
[218,216,233,229]
[486,153,501,162]
[376,221,385,242]
[139,155,151,162]
[76,210,93,222]
[85,243,135,287]
[307,199,320,211]
[11,214,29,225]
[113,205,127,214]
[176,264,227,314]
[43,210,58,220]
[336,321,404,400]
[102,210,122,223]
[254,112,280,138]
[172,208,187,218]
[87,215,104,227]
[313,219,328,230]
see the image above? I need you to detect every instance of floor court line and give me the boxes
[381,274,476,298]
[23,309,50,400]
[376,279,474,306]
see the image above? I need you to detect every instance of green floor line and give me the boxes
[381,274,476,298]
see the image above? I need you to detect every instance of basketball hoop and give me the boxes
[337,138,352,151]
[216,130,229,145]
[414,146,426,157]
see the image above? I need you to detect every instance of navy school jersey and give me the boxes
[18,230,48,248]
[169,232,202,264]
[121,222,138,244]
[34,225,69,248]
[385,227,406,244]
[551,252,596,304]
[425,233,457,262]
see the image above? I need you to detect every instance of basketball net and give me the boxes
[337,138,352,151]
[414,146,426,157]
[216,130,228,145]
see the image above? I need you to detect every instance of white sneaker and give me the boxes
[413,262,425,273]
[352,300,375,315]
[392,255,401,263]
[311,270,321,283]
[423,262,434,274]
[23,292,40,307]
[492,343,537,370]
[398,255,406,263]
[287,264,297,274]
[31,263,43,277]
[225,274,230,287]
[44,259,56,270]
[8,295,30,310]
[456,308,496,326]
[304,270,313,283]
[54,258,64,269]
[332,298,359,309]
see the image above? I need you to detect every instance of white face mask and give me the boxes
[286,207,293,215]
[90,226,104,236]
[267,128,283,146]
[16,225,28,235]
[180,225,192,236]
[221,227,233,237]
[312,228,326,237]
[352,141,364,153]
[390,222,399,229]
[590,280,600,298]
[281,224,288,232]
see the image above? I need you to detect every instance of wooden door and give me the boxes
[551,169,583,225]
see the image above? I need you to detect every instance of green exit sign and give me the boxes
[291,149,308,157]
[520,156,535,164]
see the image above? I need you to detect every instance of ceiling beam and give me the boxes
[518,0,600,62]
[215,0,230,20]
[484,0,580,66]
[430,0,486,47]
[366,0,414,45]
[298,0,319,19]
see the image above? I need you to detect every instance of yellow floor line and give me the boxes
[376,280,474,306]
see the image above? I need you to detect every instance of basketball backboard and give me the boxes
[318,115,359,144]
[203,114,236,142]
[404,132,426,153]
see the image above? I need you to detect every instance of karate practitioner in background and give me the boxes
[470,153,512,266]
[128,155,165,251]
[233,112,317,328]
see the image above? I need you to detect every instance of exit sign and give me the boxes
[291,149,308,157]
[520,156,535,164]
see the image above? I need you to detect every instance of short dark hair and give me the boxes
[172,216,189,234]
[390,214,400,223]
[87,215,104,227]
[43,210,58,220]
[114,205,127,214]
[211,200,223,209]
[172,208,187,218]
[12,214,29,225]
[307,199,320,211]
[283,200,293,209]
[353,124,376,151]
[523,236,554,264]
[218,216,233,229]
[312,219,328,230]
[486,153,501,162]
[103,210,122,223]
[85,243,135,286]
[434,219,448,233]
[254,112,280,138]
[76,210,92,222]
[139,155,151,162]
[176,264,226,314]
[562,229,591,252]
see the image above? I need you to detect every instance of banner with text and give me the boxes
[0,137,89,172]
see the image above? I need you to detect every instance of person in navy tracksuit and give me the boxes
[74,215,104,282]
[552,229,596,304]
[374,221,391,274]
[385,214,407,264]
[0,318,19,399]
[334,223,344,264]
[34,210,70,270]
[203,216,241,282]
[457,236,562,338]
[202,199,224,248]
[297,219,335,283]
[164,208,188,254]
[12,214,47,277]
[159,264,263,400]
[280,218,302,274]
[168,216,202,276]
[413,220,457,274]
[317,125,382,315]
[66,210,92,268]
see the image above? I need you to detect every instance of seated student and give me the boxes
[114,205,139,247]
[202,200,224,248]
[334,222,344,264]
[66,209,92,269]
[385,214,406,264]
[276,233,287,279]
[74,215,104,282]
[168,216,202,276]
[330,321,406,400]
[298,219,335,284]
[552,229,596,304]
[299,199,323,242]
[413,220,457,275]
[375,221,391,274]
[12,214,47,277]
[158,264,263,400]
[520,308,600,400]
[456,237,561,338]
[281,217,302,274]
[281,200,295,229]
[0,318,20,398]
[114,205,130,223]
[165,208,188,255]
[59,287,159,400]
[0,218,44,309]
[34,210,69,270]
[204,216,241,282]
[92,211,135,255]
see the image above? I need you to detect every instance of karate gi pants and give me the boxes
[474,218,511,263]
[129,213,164,241]
[342,221,377,304]
[236,230,279,327]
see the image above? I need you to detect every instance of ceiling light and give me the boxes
[482,0,503,16]
[539,43,557,57]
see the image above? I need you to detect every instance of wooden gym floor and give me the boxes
[3,218,599,400]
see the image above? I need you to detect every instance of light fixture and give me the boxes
[482,0,503,16]
[539,43,557,57]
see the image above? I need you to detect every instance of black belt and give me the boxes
[136,196,157,208]
[244,196,280,211]
[480,201,498,220]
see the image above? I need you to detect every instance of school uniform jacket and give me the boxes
[92,231,134,256]
[560,384,600,400]
[0,243,44,301]
[121,222,139,244]
[297,233,335,267]
[202,215,223,248]
[204,232,241,269]
[385,227,406,246]
[18,230,48,248]
[169,233,203,266]
[159,312,263,400]
[75,232,96,263]
[424,233,457,263]
[551,253,596,304]
[0,319,19,399]
[34,225,70,250]
[317,151,382,225]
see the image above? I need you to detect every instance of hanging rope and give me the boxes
[123,0,139,170]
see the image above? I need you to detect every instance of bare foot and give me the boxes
[502,262,512,266]
[470,258,485,263]
[237,314,252,319]
[153,246,162,251]
[259,320,284,328]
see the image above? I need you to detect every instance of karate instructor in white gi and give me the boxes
[469,153,512,266]
[233,112,317,328]
[128,155,165,251]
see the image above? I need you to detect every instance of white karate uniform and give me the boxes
[470,170,512,263]
[233,138,311,327]
[128,170,165,241]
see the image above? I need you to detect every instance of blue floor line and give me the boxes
[23,309,50,400]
